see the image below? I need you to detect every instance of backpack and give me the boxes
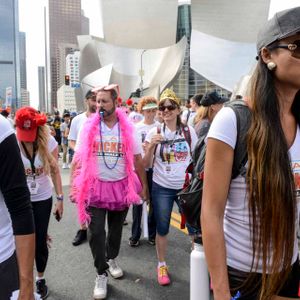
[177,100,251,230]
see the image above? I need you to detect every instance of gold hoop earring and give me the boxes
[267,61,277,71]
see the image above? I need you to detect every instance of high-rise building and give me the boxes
[48,0,89,110]
[66,50,80,88]
[173,3,227,101]
[57,85,76,114]
[19,31,27,89]
[38,66,46,112]
[0,0,21,109]
[20,88,30,107]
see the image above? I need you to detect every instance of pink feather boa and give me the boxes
[71,108,141,224]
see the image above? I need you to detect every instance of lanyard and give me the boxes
[160,124,179,164]
[99,120,121,170]
[21,142,37,178]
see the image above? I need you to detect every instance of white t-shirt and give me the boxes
[76,121,142,181]
[207,107,300,273]
[135,121,160,157]
[181,109,197,127]
[68,112,88,141]
[19,135,58,202]
[146,125,198,189]
[128,111,144,124]
[0,116,15,263]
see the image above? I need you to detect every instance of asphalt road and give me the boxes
[44,167,192,300]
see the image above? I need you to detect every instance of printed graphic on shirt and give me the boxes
[160,138,188,163]
[25,166,44,177]
[292,160,300,198]
[94,135,124,164]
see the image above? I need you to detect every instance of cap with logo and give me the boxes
[15,106,47,142]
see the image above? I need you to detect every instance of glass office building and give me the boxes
[173,4,229,101]
[0,0,21,109]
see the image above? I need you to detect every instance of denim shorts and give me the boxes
[151,181,181,236]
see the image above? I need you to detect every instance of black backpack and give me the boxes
[177,100,251,229]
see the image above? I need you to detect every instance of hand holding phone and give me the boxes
[54,210,61,222]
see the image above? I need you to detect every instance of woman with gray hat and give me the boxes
[201,7,300,300]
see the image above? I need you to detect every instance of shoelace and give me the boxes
[159,266,168,277]
[95,275,107,288]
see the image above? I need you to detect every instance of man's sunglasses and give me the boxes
[268,40,300,59]
[158,104,178,111]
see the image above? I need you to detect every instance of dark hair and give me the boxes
[245,55,299,299]
[191,94,203,106]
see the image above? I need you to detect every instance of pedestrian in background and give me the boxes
[129,96,159,247]
[15,107,64,299]
[201,7,300,300]
[0,115,35,300]
[69,90,97,247]
[60,111,70,169]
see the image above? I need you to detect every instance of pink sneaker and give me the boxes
[157,265,171,286]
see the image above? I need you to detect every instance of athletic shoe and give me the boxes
[148,238,155,246]
[93,273,108,299]
[36,279,49,299]
[107,259,123,278]
[62,163,68,169]
[157,265,171,286]
[129,238,140,247]
[72,229,87,246]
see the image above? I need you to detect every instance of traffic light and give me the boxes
[65,75,70,86]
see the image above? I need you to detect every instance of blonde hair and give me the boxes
[36,126,59,175]
[194,106,213,125]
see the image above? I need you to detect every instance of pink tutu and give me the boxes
[88,173,142,210]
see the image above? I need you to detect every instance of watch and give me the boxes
[56,194,64,201]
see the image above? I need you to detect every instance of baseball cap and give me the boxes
[15,107,47,142]
[256,7,300,52]
[85,89,95,99]
[200,91,229,107]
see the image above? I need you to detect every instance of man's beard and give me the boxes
[100,106,115,118]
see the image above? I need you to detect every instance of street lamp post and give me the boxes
[139,49,147,96]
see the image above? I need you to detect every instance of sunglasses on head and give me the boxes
[268,40,300,59]
[158,103,178,112]
[92,84,120,95]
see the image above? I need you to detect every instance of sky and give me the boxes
[18,0,300,109]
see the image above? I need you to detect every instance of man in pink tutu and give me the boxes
[71,84,149,300]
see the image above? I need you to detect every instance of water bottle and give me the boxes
[190,240,210,300]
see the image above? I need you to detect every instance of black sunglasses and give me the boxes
[158,104,178,112]
[268,40,300,59]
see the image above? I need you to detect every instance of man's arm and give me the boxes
[0,134,35,300]
[134,154,149,201]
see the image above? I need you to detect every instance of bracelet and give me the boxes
[56,194,64,201]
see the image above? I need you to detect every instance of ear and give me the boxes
[260,47,272,64]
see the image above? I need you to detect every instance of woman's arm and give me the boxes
[201,138,234,300]
[50,146,64,218]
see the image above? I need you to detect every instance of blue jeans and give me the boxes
[151,181,181,236]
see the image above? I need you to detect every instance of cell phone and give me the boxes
[54,210,61,222]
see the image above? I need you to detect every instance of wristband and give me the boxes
[56,194,64,201]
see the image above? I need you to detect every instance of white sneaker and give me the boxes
[62,163,67,169]
[107,259,123,278]
[93,274,108,299]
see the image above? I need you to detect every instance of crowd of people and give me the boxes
[0,6,299,300]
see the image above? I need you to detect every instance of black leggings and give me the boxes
[32,197,53,273]
[228,258,300,299]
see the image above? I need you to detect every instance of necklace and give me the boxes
[99,120,121,170]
